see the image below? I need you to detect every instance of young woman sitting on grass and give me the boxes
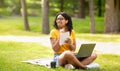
[50,12,97,69]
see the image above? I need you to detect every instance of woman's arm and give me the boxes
[65,38,76,51]
[50,38,60,52]
[70,39,76,51]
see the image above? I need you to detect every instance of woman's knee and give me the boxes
[63,50,73,58]
[91,52,97,60]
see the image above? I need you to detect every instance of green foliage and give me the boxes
[4,0,21,15]
[0,41,120,71]
[49,0,78,16]
[0,0,105,17]
[0,8,10,16]
[94,0,105,17]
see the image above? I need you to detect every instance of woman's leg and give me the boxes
[81,52,97,65]
[58,50,87,69]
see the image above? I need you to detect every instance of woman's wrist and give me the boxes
[69,44,74,51]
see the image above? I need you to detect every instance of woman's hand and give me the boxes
[65,38,76,51]
[64,38,71,45]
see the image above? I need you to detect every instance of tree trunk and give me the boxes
[98,0,102,17]
[89,0,95,33]
[41,0,50,34]
[21,0,30,31]
[0,0,4,17]
[60,0,64,12]
[104,0,120,33]
[78,0,85,19]
[0,0,5,8]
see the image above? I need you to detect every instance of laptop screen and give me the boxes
[77,44,96,58]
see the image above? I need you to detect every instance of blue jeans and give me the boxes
[54,54,61,67]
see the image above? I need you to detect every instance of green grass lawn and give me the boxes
[76,33,120,42]
[0,16,104,35]
[0,41,120,71]
[0,16,120,42]
[0,16,120,71]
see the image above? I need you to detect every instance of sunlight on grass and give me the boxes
[76,33,120,42]
[96,54,120,71]
[0,16,104,35]
[0,16,120,42]
[0,41,120,71]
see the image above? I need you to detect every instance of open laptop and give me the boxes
[75,44,96,58]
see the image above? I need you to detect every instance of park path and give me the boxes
[0,35,120,55]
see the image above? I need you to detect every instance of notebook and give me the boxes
[75,44,96,58]
[59,32,69,45]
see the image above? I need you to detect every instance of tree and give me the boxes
[0,0,5,8]
[8,0,21,15]
[98,0,102,17]
[78,0,85,19]
[21,0,30,31]
[41,0,50,34]
[104,0,120,33]
[0,0,5,17]
[60,0,64,12]
[89,0,95,33]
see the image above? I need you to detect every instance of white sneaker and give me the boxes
[65,64,75,69]
[86,63,100,69]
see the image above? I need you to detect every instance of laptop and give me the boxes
[75,44,96,58]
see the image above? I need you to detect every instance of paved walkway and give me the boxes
[0,35,120,55]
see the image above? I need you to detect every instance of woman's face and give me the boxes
[56,15,68,29]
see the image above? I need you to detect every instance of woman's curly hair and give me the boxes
[53,12,73,34]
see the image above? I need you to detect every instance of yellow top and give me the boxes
[50,29,76,54]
